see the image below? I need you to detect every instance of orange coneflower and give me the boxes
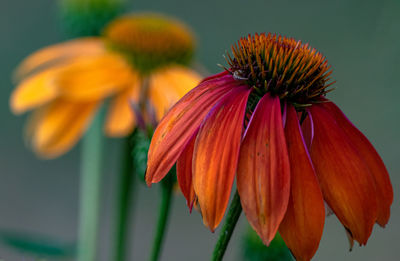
[145,33,393,260]
[10,13,201,158]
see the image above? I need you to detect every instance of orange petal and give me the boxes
[149,66,201,120]
[146,74,238,185]
[30,99,99,158]
[148,73,181,121]
[104,80,140,137]
[309,104,378,244]
[54,54,134,101]
[279,105,325,261]
[320,100,393,227]
[15,38,105,80]
[160,66,202,96]
[193,85,251,231]
[176,130,198,212]
[237,94,290,245]
[10,67,60,114]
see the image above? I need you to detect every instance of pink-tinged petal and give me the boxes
[192,85,251,231]
[199,70,229,84]
[309,105,378,245]
[301,111,314,150]
[282,102,287,127]
[237,94,290,245]
[176,130,198,212]
[279,105,325,261]
[320,100,393,226]
[146,74,238,185]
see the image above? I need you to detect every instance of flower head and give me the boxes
[105,13,194,74]
[146,33,393,260]
[226,33,333,107]
[10,13,201,158]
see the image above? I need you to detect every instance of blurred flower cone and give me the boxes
[10,13,201,158]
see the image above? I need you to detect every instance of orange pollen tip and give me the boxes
[226,33,334,107]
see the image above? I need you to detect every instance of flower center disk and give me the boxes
[227,33,334,107]
[104,13,195,73]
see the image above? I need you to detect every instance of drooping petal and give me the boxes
[14,38,105,80]
[104,80,140,137]
[176,130,198,212]
[309,104,378,245]
[193,85,251,231]
[320,100,393,226]
[148,78,175,121]
[30,99,99,158]
[149,66,200,120]
[54,54,135,101]
[10,67,60,114]
[278,105,325,261]
[160,66,202,96]
[237,94,290,245]
[146,74,238,185]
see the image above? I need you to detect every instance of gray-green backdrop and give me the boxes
[0,0,399,260]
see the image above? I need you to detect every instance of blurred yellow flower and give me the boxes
[10,13,201,158]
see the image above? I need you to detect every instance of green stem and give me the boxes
[149,172,174,261]
[77,109,104,261]
[112,132,137,261]
[212,190,242,261]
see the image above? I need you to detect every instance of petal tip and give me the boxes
[202,217,218,233]
[144,170,153,187]
[261,236,272,247]
[377,222,387,228]
[10,95,25,115]
[188,200,194,213]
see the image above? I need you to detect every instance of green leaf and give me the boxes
[242,226,293,261]
[0,230,75,258]
[130,128,151,183]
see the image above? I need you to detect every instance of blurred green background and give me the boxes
[0,0,399,260]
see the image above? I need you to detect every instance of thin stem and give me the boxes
[139,77,150,111]
[212,190,242,261]
[149,172,174,261]
[112,132,137,261]
[77,109,104,261]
